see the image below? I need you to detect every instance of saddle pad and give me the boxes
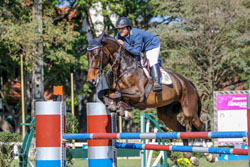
[160,68,172,85]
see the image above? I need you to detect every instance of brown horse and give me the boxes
[87,33,205,144]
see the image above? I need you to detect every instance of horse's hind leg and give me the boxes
[157,105,188,146]
[181,97,205,132]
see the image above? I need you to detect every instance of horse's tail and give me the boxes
[197,91,202,118]
[188,81,204,132]
[189,81,202,117]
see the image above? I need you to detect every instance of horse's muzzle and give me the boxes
[89,79,98,86]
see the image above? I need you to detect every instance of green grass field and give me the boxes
[10,158,248,167]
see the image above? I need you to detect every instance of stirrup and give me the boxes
[153,82,162,92]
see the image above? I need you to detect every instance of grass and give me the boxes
[10,158,248,167]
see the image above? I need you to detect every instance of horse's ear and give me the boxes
[87,32,93,42]
[102,31,107,36]
[96,32,104,43]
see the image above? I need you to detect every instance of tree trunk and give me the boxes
[25,73,32,120]
[32,0,44,117]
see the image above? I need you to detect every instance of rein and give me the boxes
[106,45,122,76]
[106,45,144,90]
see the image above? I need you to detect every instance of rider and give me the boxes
[115,17,162,92]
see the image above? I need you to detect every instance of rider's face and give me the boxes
[118,26,129,37]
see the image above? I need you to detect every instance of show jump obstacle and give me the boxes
[36,94,250,167]
[36,101,66,167]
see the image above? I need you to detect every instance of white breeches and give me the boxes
[145,46,160,67]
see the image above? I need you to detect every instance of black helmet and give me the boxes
[116,17,132,28]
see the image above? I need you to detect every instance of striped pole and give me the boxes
[247,94,250,167]
[115,142,248,155]
[140,113,146,167]
[62,131,247,140]
[36,101,66,167]
[87,102,115,167]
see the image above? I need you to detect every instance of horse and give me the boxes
[86,33,205,145]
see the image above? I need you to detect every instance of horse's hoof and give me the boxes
[205,153,216,163]
[184,152,192,159]
[190,157,199,166]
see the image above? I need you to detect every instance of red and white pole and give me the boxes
[87,102,116,167]
[36,101,66,167]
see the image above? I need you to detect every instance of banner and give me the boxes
[214,91,248,144]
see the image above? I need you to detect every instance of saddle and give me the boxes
[139,52,172,86]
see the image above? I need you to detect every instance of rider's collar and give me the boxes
[130,28,133,36]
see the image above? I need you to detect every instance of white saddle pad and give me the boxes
[160,68,172,85]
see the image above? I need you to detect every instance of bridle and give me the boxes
[87,45,105,72]
[87,42,123,90]
[87,38,143,91]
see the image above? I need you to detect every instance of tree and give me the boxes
[155,0,250,118]
[58,0,162,36]
[0,0,80,133]
[100,0,162,32]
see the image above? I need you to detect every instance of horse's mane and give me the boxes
[103,34,118,43]
[102,33,136,60]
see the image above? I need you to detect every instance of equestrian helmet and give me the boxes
[116,17,132,28]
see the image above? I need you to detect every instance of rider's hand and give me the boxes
[117,40,124,45]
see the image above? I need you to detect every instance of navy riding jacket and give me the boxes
[116,28,160,56]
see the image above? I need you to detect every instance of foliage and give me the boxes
[65,112,79,166]
[0,0,30,80]
[168,152,193,166]
[101,0,162,31]
[0,143,15,167]
[0,132,22,167]
[131,108,141,130]
[155,0,250,114]
[0,0,249,134]
[177,158,193,167]
[0,132,22,142]
[66,148,74,167]
[0,0,87,133]
[69,0,163,36]
[66,113,79,134]
[66,96,79,106]
[0,0,83,87]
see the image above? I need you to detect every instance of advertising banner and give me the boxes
[214,91,249,145]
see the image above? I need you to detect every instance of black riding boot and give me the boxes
[150,64,162,92]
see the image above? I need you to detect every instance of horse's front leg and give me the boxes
[103,87,145,114]
[102,90,131,113]
[119,88,145,103]
[97,90,118,112]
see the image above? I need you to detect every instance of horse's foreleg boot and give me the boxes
[117,101,132,111]
[104,97,117,112]
[113,91,122,99]
[107,104,117,112]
